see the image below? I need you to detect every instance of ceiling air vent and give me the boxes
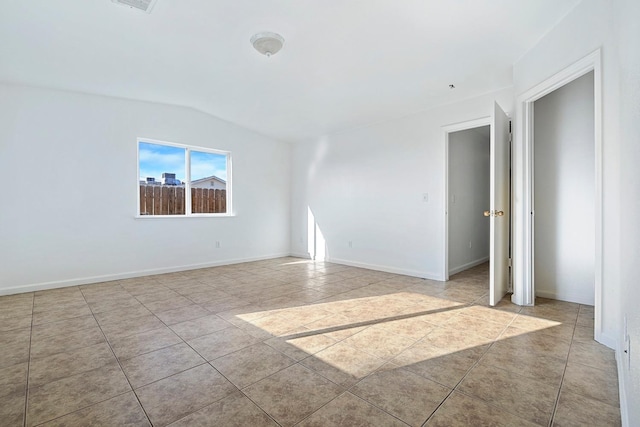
[111,0,158,13]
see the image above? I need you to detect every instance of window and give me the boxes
[137,139,231,216]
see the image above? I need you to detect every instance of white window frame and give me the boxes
[136,137,233,218]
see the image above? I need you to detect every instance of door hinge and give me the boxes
[509,120,512,133]
[508,258,512,267]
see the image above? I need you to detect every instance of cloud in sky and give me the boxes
[139,142,227,182]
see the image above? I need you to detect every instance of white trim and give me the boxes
[441,117,491,281]
[0,253,292,296]
[535,289,594,306]
[326,257,442,281]
[618,340,630,427]
[448,257,490,276]
[512,50,604,343]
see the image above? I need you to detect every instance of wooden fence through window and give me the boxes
[139,185,226,215]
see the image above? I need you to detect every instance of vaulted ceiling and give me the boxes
[0,0,581,142]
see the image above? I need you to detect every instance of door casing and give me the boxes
[511,49,607,346]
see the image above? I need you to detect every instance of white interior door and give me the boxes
[489,102,510,306]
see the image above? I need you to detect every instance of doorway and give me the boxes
[512,50,605,345]
[447,126,491,277]
[533,71,595,305]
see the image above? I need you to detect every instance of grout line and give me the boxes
[78,285,155,427]
[22,292,35,427]
[548,315,578,427]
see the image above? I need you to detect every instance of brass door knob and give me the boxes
[484,210,491,217]
[495,211,504,216]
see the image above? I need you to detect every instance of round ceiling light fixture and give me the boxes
[250,32,285,57]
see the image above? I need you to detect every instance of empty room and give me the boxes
[1,1,639,426]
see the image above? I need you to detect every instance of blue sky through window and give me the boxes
[139,142,227,182]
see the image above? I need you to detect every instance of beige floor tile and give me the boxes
[0,259,624,427]
[426,391,539,427]
[457,363,559,426]
[93,305,152,324]
[143,296,194,313]
[562,362,619,407]
[351,368,450,426]
[552,388,621,426]
[135,364,236,427]
[88,297,144,314]
[264,329,337,361]
[243,364,343,426]
[297,392,408,427]
[121,343,205,388]
[0,315,32,332]
[100,314,166,340]
[443,314,507,340]
[0,362,27,399]
[30,325,106,360]
[508,314,575,340]
[31,315,98,341]
[187,326,261,361]
[0,391,26,427]
[29,341,116,387]
[210,342,294,388]
[461,304,519,324]
[421,326,493,358]
[108,326,182,360]
[153,304,210,325]
[0,328,31,370]
[573,325,595,342]
[300,341,386,387]
[26,362,131,426]
[494,328,572,360]
[365,316,436,341]
[167,392,277,427]
[200,296,251,314]
[169,314,231,341]
[391,341,478,388]
[32,305,93,325]
[342,326,417,360]
[39,392,150,427]
[568,340,616,371]
[480,344,566,387]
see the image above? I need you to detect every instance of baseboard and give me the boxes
[616,338,629,427]
[325,257,443,281]
[0,252,292,296]
[288,251,312,259]
[535,288,595,306]
[448,256,489,276]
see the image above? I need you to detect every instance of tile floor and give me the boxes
[0,258,621,426]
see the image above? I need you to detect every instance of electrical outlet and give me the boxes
[422,193,429,202]
[215,241,221,248]
[348,241,353,248]
[469,241,472,249]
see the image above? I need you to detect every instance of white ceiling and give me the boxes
[0,0,581,142]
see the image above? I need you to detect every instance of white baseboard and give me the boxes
[0,252,292,296]
[448,256,489,276]
[535,288,595,306]
[288,251,312,259]
[325,257,443,281]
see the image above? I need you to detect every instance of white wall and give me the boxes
[533,72,595,304]
[290,88,513,279]
[512,0,620,345]
[614,0,640,425]
[0,84,291,295]
[448,127,490,275]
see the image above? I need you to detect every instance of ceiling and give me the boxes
[0,0,581,142]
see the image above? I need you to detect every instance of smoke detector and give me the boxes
[111,0,158,13]
[250,32,285,57]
